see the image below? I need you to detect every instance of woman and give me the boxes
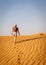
[12,24,20,43]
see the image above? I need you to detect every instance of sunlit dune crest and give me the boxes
[0,33,46,65]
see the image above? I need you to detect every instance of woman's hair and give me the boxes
[13,24,17,27]
[15,24,17,27]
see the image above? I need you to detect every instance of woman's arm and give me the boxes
[18,28,20,36]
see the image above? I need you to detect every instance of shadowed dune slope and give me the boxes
[0,33,46,65]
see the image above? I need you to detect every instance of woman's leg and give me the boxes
[14,36,15,43]
[15,32,17,43]
[13,34,16,43]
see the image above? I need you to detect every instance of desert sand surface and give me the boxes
[0,33,46,65]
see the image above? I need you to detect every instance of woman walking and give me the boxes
[12,24,20,43]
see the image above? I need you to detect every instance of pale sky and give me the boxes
[0,0,46,36]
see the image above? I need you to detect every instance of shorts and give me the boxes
[12,32,16,36]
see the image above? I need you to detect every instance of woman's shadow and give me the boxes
[16,36,43,43]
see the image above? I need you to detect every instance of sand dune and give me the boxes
[0,33,46,65]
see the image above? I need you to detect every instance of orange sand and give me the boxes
[0,33,46,65]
